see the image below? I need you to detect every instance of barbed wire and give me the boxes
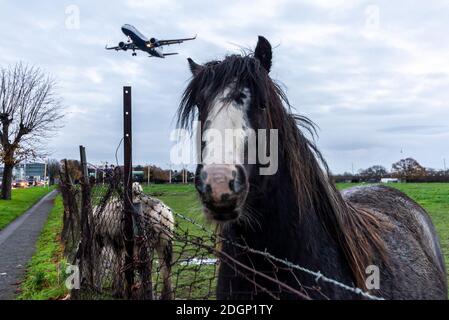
[120,186,385,300]
[61,159,384,301]
[154,198,385,301]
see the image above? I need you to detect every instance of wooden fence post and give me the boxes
[78,145,94,295]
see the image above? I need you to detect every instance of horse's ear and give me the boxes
[254,36,272,73]
[187,58,203,76]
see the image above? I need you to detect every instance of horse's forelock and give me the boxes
[178,54,284,129]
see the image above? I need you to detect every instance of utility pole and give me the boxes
[147,165,151,185]
[44,160,48,188]
[168,163,172,184]
[182,166,185,184]
[444,158,447,171]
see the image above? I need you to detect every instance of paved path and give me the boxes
[0,190,58,300]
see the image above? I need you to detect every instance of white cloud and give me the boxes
[299,0,360,9]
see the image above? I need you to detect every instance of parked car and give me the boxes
[27,177,36,186]
[14,180,29,188]
[35,180,46,187]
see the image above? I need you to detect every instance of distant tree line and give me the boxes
[54,157,449,186]
[333,158,449,183]
[57,162,195,185]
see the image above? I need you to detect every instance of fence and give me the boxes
[60,161,221,299]
[58,86,383,300]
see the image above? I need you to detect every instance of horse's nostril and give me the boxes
[221,193,231,202]
[232,177,245,193]
[206,184,212,195]
[233,179,244,193]
[229,179,236,192]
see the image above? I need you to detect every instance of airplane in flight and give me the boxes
[105,24,196,58]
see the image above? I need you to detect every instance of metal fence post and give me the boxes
[80,146,88,179]
[123,86,135,299]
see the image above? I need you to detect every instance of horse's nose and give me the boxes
[195,164,247,205]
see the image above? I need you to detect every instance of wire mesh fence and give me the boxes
[59,160,220,300]
[58,157,383,301]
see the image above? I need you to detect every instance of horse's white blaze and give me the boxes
[202,86,251,165]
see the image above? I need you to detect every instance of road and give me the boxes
[0,190,58,300]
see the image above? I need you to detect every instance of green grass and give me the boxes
[17,195,69,300]
[0,187,54,230]
[145,184,209,236]
[144,184,217,299]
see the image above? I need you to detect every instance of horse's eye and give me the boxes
[234,92,247,104]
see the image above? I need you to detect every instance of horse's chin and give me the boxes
[203,206,241,223]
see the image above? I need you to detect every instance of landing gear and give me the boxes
[132,52,137,56]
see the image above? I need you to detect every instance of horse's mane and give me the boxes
[177,54,387,290]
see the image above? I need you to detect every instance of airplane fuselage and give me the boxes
[121,24,165,58]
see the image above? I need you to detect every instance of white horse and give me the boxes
[93,182,175,299]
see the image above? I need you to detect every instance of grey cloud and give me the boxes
[1,0,448,173]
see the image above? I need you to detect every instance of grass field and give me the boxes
[144,184,217,299]
[17,195,68,300]
[0,187,54,230]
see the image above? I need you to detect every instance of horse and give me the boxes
[93,182,174,299]
[177,36,448,300]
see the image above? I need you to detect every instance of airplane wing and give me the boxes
[163,53,179,57]
[105,43,139,51]
[157,35,197,46]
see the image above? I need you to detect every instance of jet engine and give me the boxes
[119,41,127,50]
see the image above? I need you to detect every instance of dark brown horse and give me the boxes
[177,36,447,300]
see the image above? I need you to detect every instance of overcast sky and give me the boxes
[1,0,448,173]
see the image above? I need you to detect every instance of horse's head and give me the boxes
[179,36,284,222]
[132,182,143,198]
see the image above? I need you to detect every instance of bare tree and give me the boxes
[391,158,426,182]
[63,159,82,183]
[144,165,170,184]
[0,63,63,200]
[359,165,388,180]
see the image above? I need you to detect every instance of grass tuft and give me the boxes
[0,187,54,230]
[17,196,68,300]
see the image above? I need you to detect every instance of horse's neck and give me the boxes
[220,165,357,294]
[222,165,336,264]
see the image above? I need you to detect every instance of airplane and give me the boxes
[105,24,196,58]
